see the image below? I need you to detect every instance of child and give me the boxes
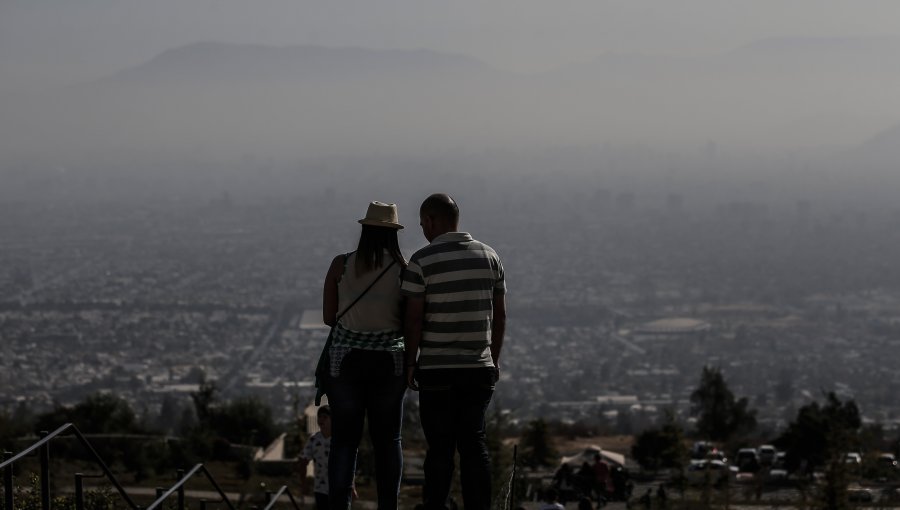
[540,488,566,510]
[300,406,332,510]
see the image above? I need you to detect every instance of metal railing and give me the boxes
[0,423,304,510]
[145,464,234,510]
[260,486,302,510]
[1,423,138,510]
[143,464,304,510]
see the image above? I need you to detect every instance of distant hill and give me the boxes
[853,123,900,162]
[107,41,506,84]
[728,36,900,59]
[5,37,900,165]
[553,36,900,79]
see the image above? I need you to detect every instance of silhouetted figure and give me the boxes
[639,488,653,509]
[578,496,595,510]
[540,488,565,510]
[656,484,667,508]
[577,462,595,499]
[610,465,631,500]
[298,406,333,510]
[403,193,507,510]
[322,202,407,510]
[553,463,576,503]
[593,454,612,500]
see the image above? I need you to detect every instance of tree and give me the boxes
[34,393,140,434]
[690,366,756,442]
[210,396,279,447]
[0,403,33,450]
[180,366,207,384]
[155,395,182,435]
[631,416,688,472]
[519,419,557,468]
[190,380,218,428]
[73,393,140,433]
[486,405,513,496]
[775,392,861,474]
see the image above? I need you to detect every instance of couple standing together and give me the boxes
[321,193,507,510]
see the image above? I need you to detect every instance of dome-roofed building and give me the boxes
[632,317,711,342]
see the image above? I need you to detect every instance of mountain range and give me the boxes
[4,37,900,164]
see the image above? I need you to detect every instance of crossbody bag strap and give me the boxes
[334,258,397,324]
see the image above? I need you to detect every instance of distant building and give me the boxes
[632,318,711,342]
[595,395,640,407]
[303,396,328,435]
[716,201,767,222]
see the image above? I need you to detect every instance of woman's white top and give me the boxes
[336,251,403,332]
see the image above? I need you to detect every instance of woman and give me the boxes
[322,201,407,510]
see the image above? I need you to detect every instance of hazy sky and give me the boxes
[3,0,900,92]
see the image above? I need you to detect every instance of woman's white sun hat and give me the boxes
[358,201,404,229]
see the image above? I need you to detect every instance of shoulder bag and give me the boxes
[314,255,397,405]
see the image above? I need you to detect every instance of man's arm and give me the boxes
[490,291,506,368]
[404,296,425,390]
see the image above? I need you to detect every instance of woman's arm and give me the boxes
[322,255,344,327]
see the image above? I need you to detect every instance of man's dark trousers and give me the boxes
[418,367,496,510]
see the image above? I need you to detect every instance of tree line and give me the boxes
[1,380,284,482]
[629,366,899,476]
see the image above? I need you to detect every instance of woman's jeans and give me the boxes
[327,349,406,510]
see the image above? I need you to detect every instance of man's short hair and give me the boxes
[317,405,331,417]
[420,193,459,224]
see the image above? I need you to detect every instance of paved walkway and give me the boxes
[62,486,378,509]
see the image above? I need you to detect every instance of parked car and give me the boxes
[736,448,760,472]
[880,487,900,503]
[878,453,898,468]
[847,487,874,503]
[706,448,728,463]
[735,471,755,484]
[768,453,789,483]
[691,441,713,460]
[757,445,777,465]
[686,460,737,485]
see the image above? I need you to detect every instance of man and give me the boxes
[592,453,612,501]
[401,193,507,510]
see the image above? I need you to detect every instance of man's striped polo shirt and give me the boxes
[401,231,506,369]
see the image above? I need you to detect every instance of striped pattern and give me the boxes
[401,232,505,369]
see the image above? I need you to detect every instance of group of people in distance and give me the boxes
[302,193,507,510]
[548,454,634,508]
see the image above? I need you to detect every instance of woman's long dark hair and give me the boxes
[355,225,406,276]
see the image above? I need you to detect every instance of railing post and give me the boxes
[266,491,274,504]
[3,451,14,510]
[74,473,85,510]
[176,469,185,510]
[156,487,165,500]
[39,430,51,510]
[199,499,207,510]
[510,444,518,510]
